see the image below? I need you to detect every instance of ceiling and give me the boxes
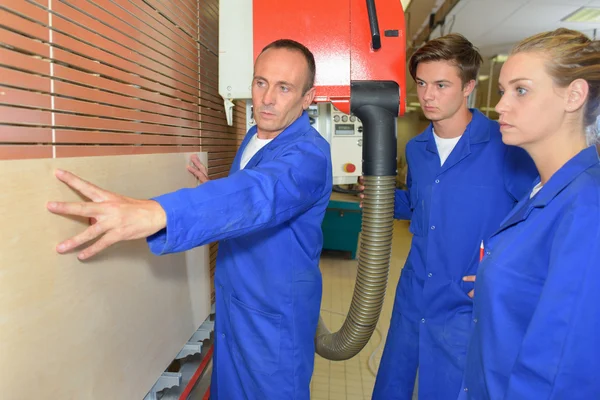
[403,0,600,115]
[429,0,600,58]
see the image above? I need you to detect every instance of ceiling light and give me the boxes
[562,7,600,23]
[491,54,508,63]
[478,75,489,82]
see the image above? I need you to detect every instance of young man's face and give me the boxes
[251,48,315,139]
[415,60,474,122]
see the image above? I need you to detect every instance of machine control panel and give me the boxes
[311,104,363,185]
[248,102,363,185]
[330,108,363,184]
[332,111,362,137]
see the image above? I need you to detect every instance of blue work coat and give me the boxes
[147,112,333,399]
[459,145,600,399]
[373,110,537,400]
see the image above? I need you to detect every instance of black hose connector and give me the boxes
[350,81,399,176]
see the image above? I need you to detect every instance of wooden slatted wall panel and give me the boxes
[0,0,247,303]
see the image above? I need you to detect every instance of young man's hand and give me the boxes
[463,275,477,298]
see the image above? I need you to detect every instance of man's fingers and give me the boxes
[77,232,118,260]
[464,276,476,298]
[56,222,107,254]
[187,165,208,180]
[187,157,209,183]
[55,169,109,202]
[198,162,208,174]
[48,200,100,218]
[190,155,207,172]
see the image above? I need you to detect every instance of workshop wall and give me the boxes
[0,0,246,302]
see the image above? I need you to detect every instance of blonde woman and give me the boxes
[460,28,600,399]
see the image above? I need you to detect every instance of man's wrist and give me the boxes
[148,200,167,232]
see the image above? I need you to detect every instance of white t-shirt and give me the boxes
[240,133,273,169]
[433,128,462,166]
[530,182,543,198]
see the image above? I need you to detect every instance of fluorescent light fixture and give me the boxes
[562,7,600,23]
[408,102,421,108]
[478,75,489,82]
[491,54,508,63]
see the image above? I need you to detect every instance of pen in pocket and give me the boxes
[479,240,484,262]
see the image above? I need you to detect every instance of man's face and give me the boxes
[252,48,315,139]
[415,60,474,122]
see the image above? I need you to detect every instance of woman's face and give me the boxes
[495,52,569,149]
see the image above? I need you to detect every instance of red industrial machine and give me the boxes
[252,0,406,116]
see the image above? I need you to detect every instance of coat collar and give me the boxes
[494,145,599,234]
[413,109,492,146]
[414,109,493,175]
[230,111,312,173]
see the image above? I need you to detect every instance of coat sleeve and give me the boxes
[503,204,600,399]
[503,145,538,202]
[146,141,330,255]
[394,148,412,220]
[394,179,411,219]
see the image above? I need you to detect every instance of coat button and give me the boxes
[435,179,440,184]
[473,318,478,323]
[428,273,433,278]
[431,226,436,230]
[421,318,426,323]
[486,251,491,256]
[464,387,468,392]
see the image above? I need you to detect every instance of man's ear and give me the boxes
[302,87,316,109]
[463,79,476,98]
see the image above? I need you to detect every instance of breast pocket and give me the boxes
[230,295,282,375]
[409,186,424,236]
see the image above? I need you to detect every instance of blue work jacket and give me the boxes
[373,110,537,400]
[147,112,333,399]
[459,145,600,399]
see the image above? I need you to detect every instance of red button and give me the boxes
[344,163,356,173]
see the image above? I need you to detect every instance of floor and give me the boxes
[311,220,413,400]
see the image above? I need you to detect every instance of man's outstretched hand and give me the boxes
[47,169,167,260]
